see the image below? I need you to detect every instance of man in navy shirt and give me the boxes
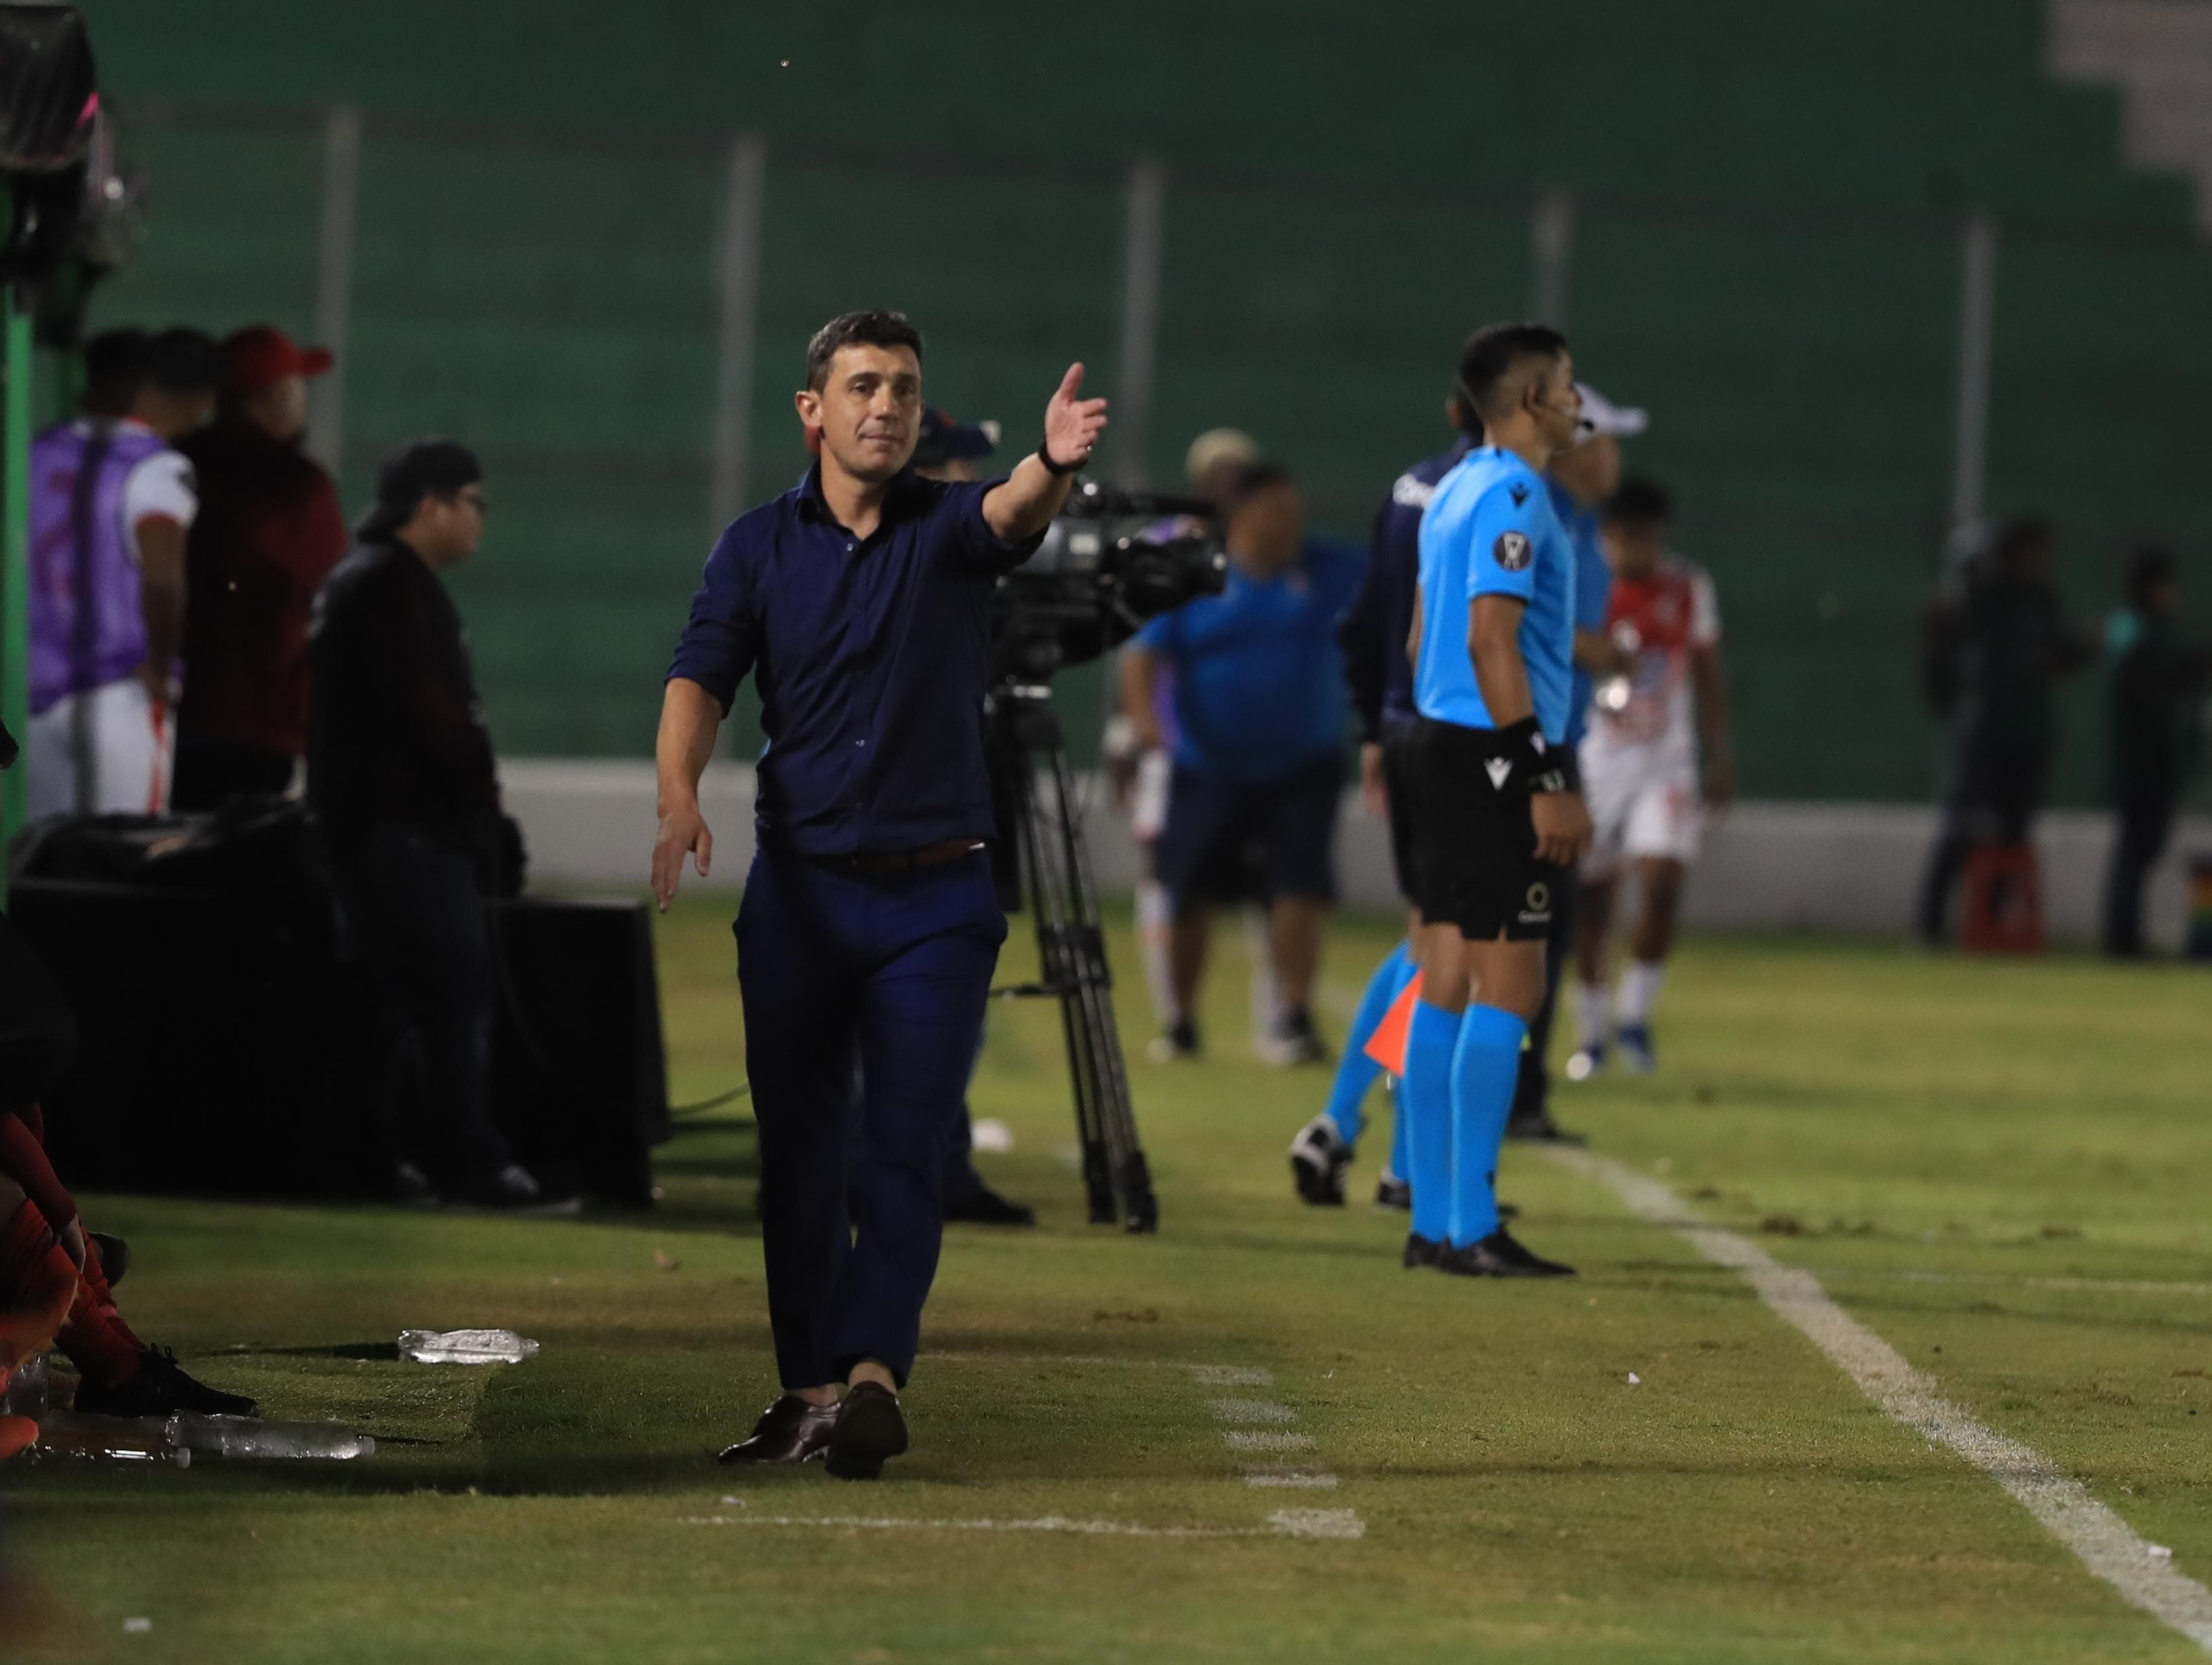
[1119,463,1364,1067]
[653,310,1105,1480]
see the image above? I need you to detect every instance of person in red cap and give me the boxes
[171,325,349,809]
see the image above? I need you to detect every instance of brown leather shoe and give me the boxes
[824,1381,909,1480]
[716,1395,840,1464]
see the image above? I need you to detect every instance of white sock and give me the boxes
[1574,982,1611,1051]
[1137,881,1177,1025]
[1615,959,1667,1028]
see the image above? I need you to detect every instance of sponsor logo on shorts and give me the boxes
[1484,757,1512,790]
[1493,531,1533,571]
[1518,880,1552,924]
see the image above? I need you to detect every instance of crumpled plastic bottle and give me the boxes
[171,1413,374,1460]
[3,1354,50,1419]
[397,1328,540,1365]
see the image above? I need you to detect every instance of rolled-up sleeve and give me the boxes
[944,476,1048,574]
[666,526,759,715]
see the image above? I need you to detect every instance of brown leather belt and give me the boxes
[814,837,984,878]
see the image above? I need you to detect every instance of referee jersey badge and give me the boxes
[1493,531,1532,571]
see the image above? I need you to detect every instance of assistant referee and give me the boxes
[652,310,1106,1479]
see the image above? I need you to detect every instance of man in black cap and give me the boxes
[308,440,571,1211]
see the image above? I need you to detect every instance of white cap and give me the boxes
[1575,383,1648,439]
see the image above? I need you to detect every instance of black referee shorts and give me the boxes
[1381,720,1421,906]
[1406,716,1562,942]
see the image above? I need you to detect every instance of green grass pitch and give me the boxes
[7,902,2211,1663]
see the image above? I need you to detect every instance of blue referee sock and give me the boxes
[1401,998,1463,1245]
[1446,1004,1530,1249]
[1385,1077,1409,1186]
[1320,940,1415,1148]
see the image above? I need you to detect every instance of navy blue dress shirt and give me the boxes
[1338,435,1474,742]
[666,467,1044,856]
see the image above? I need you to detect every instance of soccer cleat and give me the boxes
[1373,1174,1412,1211]
[1564,1043,1606,1082]
[1147,1018,1201,1064]
[1505,1108,1589,1146]
[825,1381,909,1481]
[1615,1024,1657,1074]
[1433,1228,1577,1279]
[74,1346,260,1420]
[1288,1116,1350,1206]
[1257,1010,1330,1068]
[1402,1232,1442,1269]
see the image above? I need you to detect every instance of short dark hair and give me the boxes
[1456,322,1568,424]
[1603,476,1673,526]
[82,327,149,415]
[804,310,923,392]
[2128,544,2177,605]
[359,437,483,540]
[142,327,221,396]
[1223,458,1295,510]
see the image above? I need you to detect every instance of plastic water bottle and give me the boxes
[2,1354,50,1419]
[172,1413,374,1461]
[397,1328,539,1365]
[33,1410,191,1467]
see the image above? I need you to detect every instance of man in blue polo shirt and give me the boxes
[1120,462,1364,1066]
[653,309,1106,1479]
[1400,321,1592,1279]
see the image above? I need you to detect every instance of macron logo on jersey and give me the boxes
[1391,473,1436,510]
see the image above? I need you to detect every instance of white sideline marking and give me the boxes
[1820,1268,2212,1300]
[1185,1364,1276,1386]
[679,1509,1359,1540]
[1552,1148,2212,1652]
[1208,1399,1297,1424]
[1243,1466,1339,1489]
[1223,1431,1316,1451]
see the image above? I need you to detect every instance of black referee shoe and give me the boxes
[1434,1227,1576,1279]
[1402,1232,1442,1268]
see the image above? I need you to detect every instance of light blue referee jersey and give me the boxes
[1413,445,1577,742]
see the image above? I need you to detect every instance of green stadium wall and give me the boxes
[74,1,2212,807]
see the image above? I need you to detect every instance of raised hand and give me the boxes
[1042,363,1109,470]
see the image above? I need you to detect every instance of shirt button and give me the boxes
[846,541,856,552]
[854,739,865,747]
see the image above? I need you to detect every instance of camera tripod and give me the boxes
[986,681,1158,1233]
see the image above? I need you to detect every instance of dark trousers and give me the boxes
[334,825,513,1190]
[737,845,1005,1390]
[2104,779,2180,957]
[171,740,295,811]
[0,909,76,1125]
[1511,864,1580,1124]
[1917,736,2048,944]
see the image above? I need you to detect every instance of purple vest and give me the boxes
[27,420,170,713]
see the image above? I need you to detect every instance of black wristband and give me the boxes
[1495,715,1573,797]
[1035,439,1081,477]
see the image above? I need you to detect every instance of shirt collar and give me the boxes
[795,463,930,526]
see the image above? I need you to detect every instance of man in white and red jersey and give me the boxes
[1566,476,1731,1076]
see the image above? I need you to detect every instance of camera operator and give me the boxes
[1118,461,1364,1066]
[307,441,571,1213]
[653,310,1105,1480]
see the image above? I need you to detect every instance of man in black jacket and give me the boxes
[308,441,570,1211]
[2102,548,2208,956]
